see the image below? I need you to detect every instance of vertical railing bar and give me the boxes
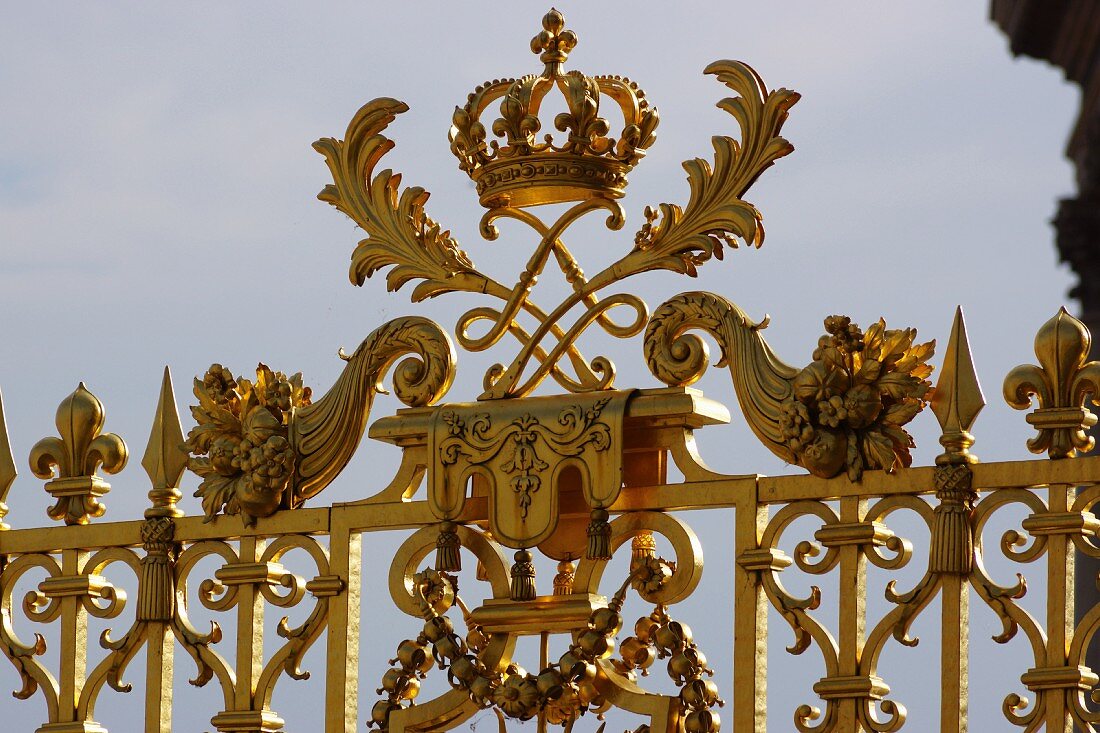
[732,484,768,733]
[326,511,361,733]
[932,466,979,733]
[235,537,264,713]
[1048,482,1075,732]
[145,621,174,733]
[835,498,866,732]
[940,571,969,731]
[57,548,88,726]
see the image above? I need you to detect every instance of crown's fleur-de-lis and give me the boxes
[0,386,16,530]
[29,383,128,524]
[1003,307,1100,458]
[530,8,577,70]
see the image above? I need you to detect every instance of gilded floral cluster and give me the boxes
[185,363,311,524]
[779,316,934,480]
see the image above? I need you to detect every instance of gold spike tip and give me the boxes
[0,386,16,529]
[141,366,187,518]
[932,306,985,464]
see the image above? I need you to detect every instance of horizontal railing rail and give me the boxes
[4,454,1100,731]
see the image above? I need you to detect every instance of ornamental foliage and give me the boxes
[779,316,935,481]
[185,363,312,524]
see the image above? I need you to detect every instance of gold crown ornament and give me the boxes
[449,8,659,208]
[314,7,803,402]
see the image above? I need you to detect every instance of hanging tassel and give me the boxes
[631,531,656,572]
[553,559,576,596]
[930,504,973,574]
[510,550,537,601]
[930,464,975,575]
[435,521,462,572]
[137,518,177,622]
[586,508,612,560]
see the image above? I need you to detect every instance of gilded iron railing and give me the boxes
[7,364,1100,732]
[5,9,1100,732]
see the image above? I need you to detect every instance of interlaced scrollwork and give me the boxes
[8,335,1100,733]
[316,21,801,401]
[0,531,344,732]
[77,548,143,722]
[742,493,941,733]
[0,547,143,730]
[0,553,62,715]
[173,540,237,700]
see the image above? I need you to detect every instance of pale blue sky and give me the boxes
[0,2,1085,730]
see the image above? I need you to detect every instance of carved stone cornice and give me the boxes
[1054,195,1100,331]
[993,2,1100,338]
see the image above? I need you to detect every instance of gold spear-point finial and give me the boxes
[0,386,17,530]
[931,306,985,465]
[142,366,187,518]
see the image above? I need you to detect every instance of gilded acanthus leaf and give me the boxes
[624,61,799,278]
[314,98,477,301]
[645,292,799,461]
[290,316,455,503]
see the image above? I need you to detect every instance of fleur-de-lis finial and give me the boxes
[931,306,984,465]
[530,8,577,72]
[0,386,16,530]
[1003,307,1100,458]
[29,383,128,524]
